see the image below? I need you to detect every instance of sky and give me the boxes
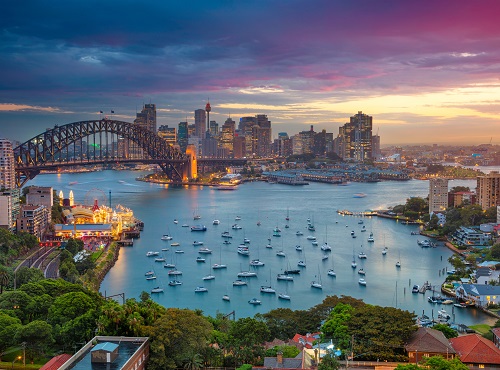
[1,0,500,145]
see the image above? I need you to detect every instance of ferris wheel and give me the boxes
[84,188,107,208]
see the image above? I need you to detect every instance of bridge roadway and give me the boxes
[15,247,59,279]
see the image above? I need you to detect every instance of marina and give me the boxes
[28,170,495,326]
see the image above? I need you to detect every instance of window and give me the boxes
[479,364,484,369]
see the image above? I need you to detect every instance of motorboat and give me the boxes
[358,268,366,275]
[222,295,230,301]
[260,285,276,294]
[173,219,178,224]
[213,219,220,225]
[285,224,290,229]
[191,225,207,232]
[221,231,233,238]
[284,269,300,275]
[321,243,331,251]
[182,224,189,227]
[168,280,182,286]
[361,226,366,232]
[232,224,242,230]
[273,231,281,237]
[278,293,291,300]
[195,286,208,292]
[419,240,431,248]
[266,244,273,249]
[203,274,215,280]
[276,250,286,257]
[442,300,454,305]
[297,260,306,267]
[237,247,250,255]
[453,302,466,308]
[367,233,375,242]
[277,274,294,281]
[198,248,212,254]
[308,225,316,231]
[322,255,329,260]
[154,257,166,262]
[174,250,184,254]
[243,238,250,244]
[395,261,401,268]
[161,234,172,240]
[170,242,180,247]
[358,219,364,224]
[351,260,357,268]
[237,271,257,277]
[233,279,247,286]
[151,287,164,293]
[382,247,388,255]
[296,231,304,236]
[164,263,175,268]
[358,252,367,259]
[295,245,303,251]
[311,241,318,246]
[248,298,261,305]
[235,216,242,221]
[358,278,367,286]
[223,240,231,245]
[351,231,355,235]
[161,248,169,251]
[352,234,357,238]
[306,236,316,240]
[146,275,156,280]
[145,270,154,276]
[438,309,450,319]
[250,259,265,266]
[146,251,159,257]
[327,269,336,277]
[167,269,182,275]
[412,285,420,294]
[196,257,206,263]
[193,241,204,246]
[273,227,281,233]
[212,263,227,269]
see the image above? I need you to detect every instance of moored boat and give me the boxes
[248,298,261,305]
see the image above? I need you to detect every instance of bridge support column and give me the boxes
[184,145,198,181]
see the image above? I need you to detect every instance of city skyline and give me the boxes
[1,1,499,145]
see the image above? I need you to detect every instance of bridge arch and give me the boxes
[14,119,189,187]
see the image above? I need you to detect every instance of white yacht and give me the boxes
[311,280,322,289]
[276,250,286,257]
[202,274,215,280]
[193,241,204,246]
[213,219,220,225]
[151,287,164,293]
[278,293,291,300]
[260,285,276,294]
[237,271,257,277]
[248,298,261,305]
[161,234,172,240]
[296,231,304,236]
[277,274,294,281]
[250,259,265,266]
[195,286,208,292]
[168,280,182,286]
[306,235,316,240]
[358,278,367,286]
[146,251,159,257]
[198,248,212,254]
[321,243,331,251]
[233,279,247,286]
[222,294,230,301]
[212,263,227,269]
[327,269,336,277]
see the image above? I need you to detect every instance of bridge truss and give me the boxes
[14,119,188,187]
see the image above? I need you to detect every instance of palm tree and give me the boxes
[0,266,10,294]
[183,353,203,370]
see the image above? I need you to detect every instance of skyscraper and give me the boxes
[339,111,373,161]
[178,122,189,153]
[158,125,177,146]
[429,178,449,213]
[477,171,500,210]
[205,101,211,135]
[220,118,235,157]
[0,138,15,190]
[130,104,157,158]
[194,109,206,138]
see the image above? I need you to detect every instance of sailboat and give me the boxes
[260,270,276,293]
[213,245,227,269]
[351,249,357,268]
[327,259,336,277]
[311,266,322,289]
[193,209,201,220]
[321,226,331,251]
[203,259,216,280]
[396,251,401,268]
[285,207,290,221]
[297,250,306,267]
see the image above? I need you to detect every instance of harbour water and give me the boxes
[29,171,495,325]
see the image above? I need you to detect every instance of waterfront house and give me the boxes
[451,226,492,248]
[449,334,500,369]
[475,267,499,285]
[492,328,500,349]
[455,283,500,307]
[405,327,456,363]
[291,333,321,349]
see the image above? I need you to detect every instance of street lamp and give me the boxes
[12,355,21,369]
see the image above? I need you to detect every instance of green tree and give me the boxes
[48,291,97,325]
[321,303,354,349]
[15,267,44,287]
[318,353,340,370]
[490,243,500,260]
[450,186,470,193]
[0,313,22,359]
[459,204,485,226]
[15,320,54,360]
[265,345,300,358]
[261,308,301,340]
[148,308,213,370]
[405,197,428,214]
[65,238,84,255]
[432,324,458,338]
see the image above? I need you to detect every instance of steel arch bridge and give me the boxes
[14,119,190,187]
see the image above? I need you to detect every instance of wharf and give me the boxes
[117,239,134,246]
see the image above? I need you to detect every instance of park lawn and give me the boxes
[469,324,491,335]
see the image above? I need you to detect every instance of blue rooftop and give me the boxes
[91,342,119,352]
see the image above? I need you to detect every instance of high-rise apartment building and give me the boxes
[26,186,53,208]
[220,118,235,156]
[178,122,189,153]
[477,171,500,210]
[129,104,157,158]
[158,125,177,146]
[0,138,15,190]
[339,111,373,161]
[17,204,50,240]
[429,178,449,213]
[194,109,206,138]
[372,135,381,161]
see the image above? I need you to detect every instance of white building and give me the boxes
[429,178,449,213]
[26,186,53,208]
[477,171,500,210]
[17,204,50,240]
[0,189,20,231]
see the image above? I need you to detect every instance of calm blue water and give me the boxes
[28,171,495,325]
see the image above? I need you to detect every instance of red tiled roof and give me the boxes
[39,354,72,370]
[405,327,455,354]
[450,334,500,364]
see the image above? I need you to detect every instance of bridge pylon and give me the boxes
[184,145,198,181]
